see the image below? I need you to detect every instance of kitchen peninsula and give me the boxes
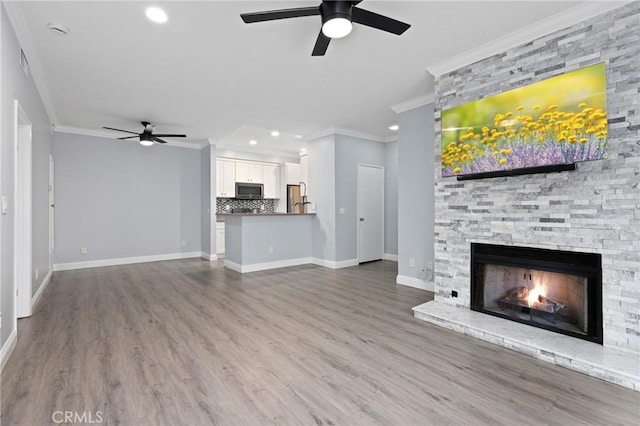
[223,213,316,273]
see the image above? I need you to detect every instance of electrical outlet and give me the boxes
[268,246,274,254]
[409,257,415,268]
[339,207,345,215]
[181,240,187,247]
[80,247,88,254]
[35,268,39,280]
[427,261,433,270]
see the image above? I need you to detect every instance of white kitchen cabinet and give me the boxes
[236,162,263,183]
[262,164,280,199]
[285,163,301,185]
[216,222,225,256]
[216,159,236,198]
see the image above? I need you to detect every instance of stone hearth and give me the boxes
[413,301,639,391]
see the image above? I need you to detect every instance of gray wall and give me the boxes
[334,134,385,262]
[433,3,639,352]
[53,132,201,264]
[225,215,312,265]
[201,145,211,255]
[397,103,435,279]
[308,135,336,261]
[384,141,398,256]
[1,5,53,348]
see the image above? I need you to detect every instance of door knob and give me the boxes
[359,217,365,221]
[50,204,55,208]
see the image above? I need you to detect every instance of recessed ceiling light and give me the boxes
[388,124,399,131]
[295,135,303,139]
[300,148,307,154]
[146,7,168,23]
[271,130,280,137]
[249,140,257,145]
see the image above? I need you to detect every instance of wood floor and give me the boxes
[1,260,638,425]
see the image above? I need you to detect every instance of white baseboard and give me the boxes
[311,258,359,269]
[0,328,17,373]
[31,269,52,312]
[201,252,218,261]
[54,251,202,271]
[397,274,434,292]
[383,253,398,262]
[224,257,312,273]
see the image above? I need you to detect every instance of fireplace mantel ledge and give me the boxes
[413,301,639,391]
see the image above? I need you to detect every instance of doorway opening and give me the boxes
[14,100,33,319]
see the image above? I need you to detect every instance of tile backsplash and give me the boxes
[216,198,275,214]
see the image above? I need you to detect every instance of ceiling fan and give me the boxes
[240,0,410,56]
[103,121,186,146]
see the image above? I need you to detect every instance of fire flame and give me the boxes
[527,277,547,306]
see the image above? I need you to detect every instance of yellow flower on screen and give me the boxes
[453,167,461,174]
[499,158,507,165]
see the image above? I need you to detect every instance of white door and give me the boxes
[15,100,33,318]
[357,165,384,263]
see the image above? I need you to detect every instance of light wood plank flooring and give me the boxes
[2,260,638,425]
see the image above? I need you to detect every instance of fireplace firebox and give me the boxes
[471,243,603,344]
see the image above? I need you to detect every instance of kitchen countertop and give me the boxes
[216,213,315,221]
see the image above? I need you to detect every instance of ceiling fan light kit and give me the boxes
[320,1,353,39]
[240,0,410,56]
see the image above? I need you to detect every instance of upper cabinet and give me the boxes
[262,164,280,199]
[236,162,263,183]
[216,157,295,200]
[284,163,301,185]
[216,159,236,198]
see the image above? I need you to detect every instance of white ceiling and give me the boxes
[7,1,607,154]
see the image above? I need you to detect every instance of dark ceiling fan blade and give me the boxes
[312,30,331,56]
[152,137,168,144]
[352,7,410,35]
[117,136,139,140]
[241,7,320,24]
[153,134,187,138]
[103,126,139,134]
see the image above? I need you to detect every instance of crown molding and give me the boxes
[4,2,58,124]
[53,125,205,150]
[216,146,301,161]
[385,135,399,143]
[426,1,630,77]
[305,126,387,143]
[391,93,435,114]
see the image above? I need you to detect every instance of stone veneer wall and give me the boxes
[433,3,639,352]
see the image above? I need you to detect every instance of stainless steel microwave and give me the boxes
[235,182,264,199]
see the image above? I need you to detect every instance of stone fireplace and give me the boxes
[470,243,602,344]
[413,2,639,390]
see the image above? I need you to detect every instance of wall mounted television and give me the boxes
[441,62,608,180]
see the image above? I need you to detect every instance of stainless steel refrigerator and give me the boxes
[287,185,301,213]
